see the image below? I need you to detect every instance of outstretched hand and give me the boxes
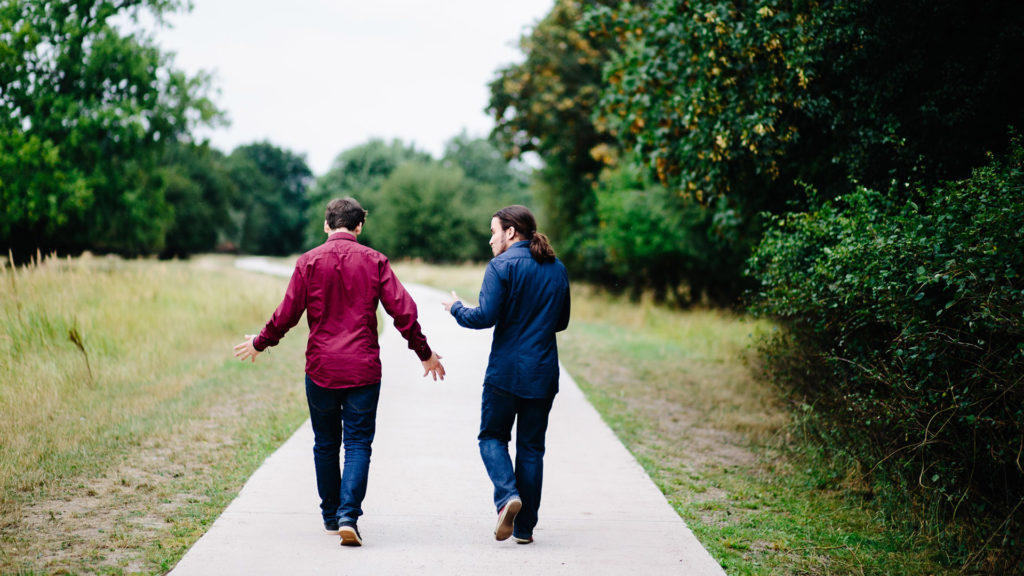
[441,291,461,312]
[233,334,261,363]
[421,352,446,381]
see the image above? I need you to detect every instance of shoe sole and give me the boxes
[339,526,362,547]
[513,536,533,544]
[494,498,522,541]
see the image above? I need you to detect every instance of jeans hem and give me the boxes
[498,494,521,512]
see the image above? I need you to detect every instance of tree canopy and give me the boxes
[229,142,312,256]
[487,0,624,276]
[0,0,220,259]
[305,136,533,263]
[584,0,1024,205]
[158,141,237,258]
[303,139,433,250]
[490,0,1024,303]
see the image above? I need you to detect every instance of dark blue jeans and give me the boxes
[305,375,381,526]
[478,384,555,540]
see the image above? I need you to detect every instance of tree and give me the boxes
[441,132,533,209]
[371,162,489,262]
[159,142,238,258]
[304,139,432,250]
[592,157,748,304]
[0,0,220,260]
[488,0,628,277]
[229,142,312,256]
[575,0,1024,304]
[584,0,1024,205]
[305,136,535,262]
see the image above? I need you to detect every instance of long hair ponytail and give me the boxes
[493,205,556,264]
[528,232,556,264]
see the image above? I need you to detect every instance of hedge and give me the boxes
[749,140,1024,571]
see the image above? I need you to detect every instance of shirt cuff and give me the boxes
[450,301,464,316]
[415,344,433,362]
[252,334,267,352]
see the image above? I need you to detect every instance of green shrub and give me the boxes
[592,159,753,305]
[370,162,492,263]
[303,139,433,251]
[748,141,1024,572]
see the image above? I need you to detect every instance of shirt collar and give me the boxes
[497,240,530,257]
[327,232,358,242]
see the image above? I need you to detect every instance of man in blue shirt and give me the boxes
[443,205,570,544]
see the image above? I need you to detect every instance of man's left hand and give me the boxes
[233,334,261,363]
[421,352,446,381]
[441,291,461,312]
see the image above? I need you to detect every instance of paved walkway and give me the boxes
[170,259,725,575]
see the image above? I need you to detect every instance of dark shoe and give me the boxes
[513,535,534,544]
[324,520,339,534]
[494,498,522,541]
[339,522,362,547]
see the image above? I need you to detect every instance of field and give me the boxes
[0,254,309,574]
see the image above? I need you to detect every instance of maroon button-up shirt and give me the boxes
[253,233,433,389]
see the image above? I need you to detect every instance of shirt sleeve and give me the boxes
[379,258,433,361]
[254,263,308,351]
[557,267,571,333]
[451,260,506,329]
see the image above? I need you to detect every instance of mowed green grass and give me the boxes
[393,262,953,575]
[0,255,309,574]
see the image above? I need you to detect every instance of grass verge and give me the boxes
[394,262,956,575]
[0,254,308,574]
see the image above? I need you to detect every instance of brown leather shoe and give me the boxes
[339,523,362,546]
[494,498,522,541]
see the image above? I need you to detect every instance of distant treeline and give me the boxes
[0,1,528,264]
[0,1,528,262]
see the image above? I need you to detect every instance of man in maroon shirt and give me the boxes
[234,197,445,547]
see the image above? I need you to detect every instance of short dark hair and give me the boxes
[325,197,367,230]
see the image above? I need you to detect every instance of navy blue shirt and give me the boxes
[450,241,571,399]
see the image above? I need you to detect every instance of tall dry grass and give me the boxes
[0,253,305,515]
[562,283,783,443]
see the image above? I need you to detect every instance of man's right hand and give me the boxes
[233,334,261,363]
[421,352,446,381]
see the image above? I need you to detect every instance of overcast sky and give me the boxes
[153,0,553,175]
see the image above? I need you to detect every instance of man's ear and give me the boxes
[324,220,330,234]
[506,226,517,240]
[355,222,364,235]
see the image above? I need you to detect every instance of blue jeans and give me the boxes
[478,384,555,539]
[305,375,381,525]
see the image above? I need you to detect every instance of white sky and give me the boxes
[153,0,553,175]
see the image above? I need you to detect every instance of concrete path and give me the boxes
[170,259,725,575]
